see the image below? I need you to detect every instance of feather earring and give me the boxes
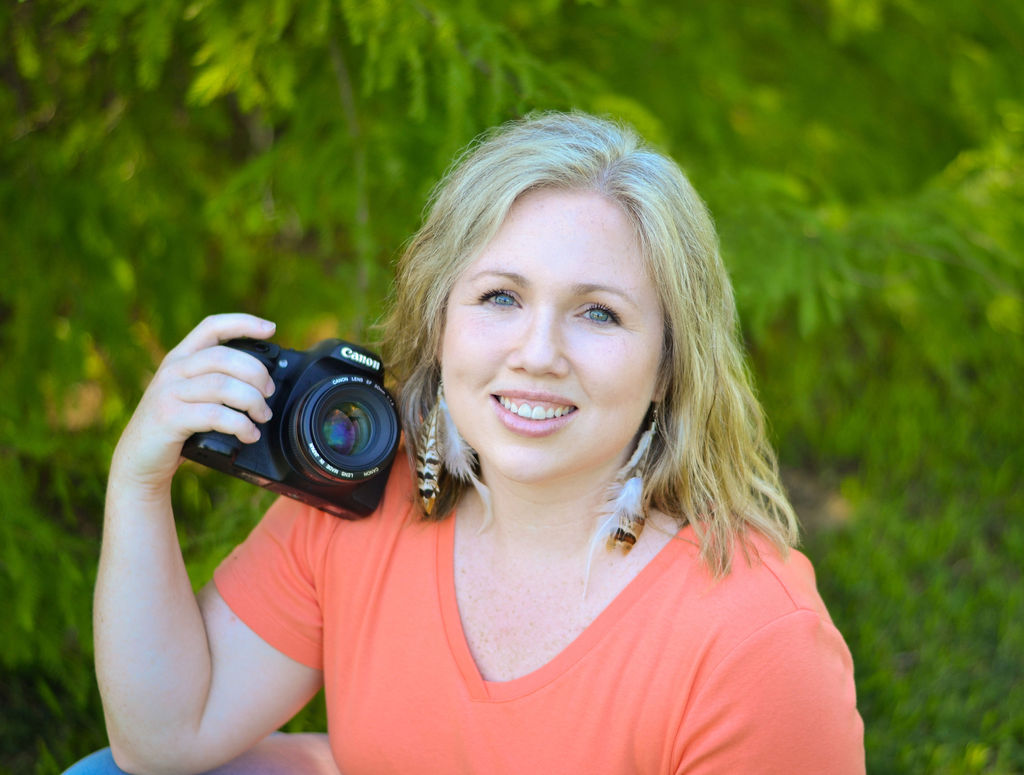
[416,384,492,522]
[415,387,443,516]
[437,390,476,482]
[438,389,493,527]
[605,407,658,553]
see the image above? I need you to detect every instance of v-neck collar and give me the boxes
[435,513,689,702]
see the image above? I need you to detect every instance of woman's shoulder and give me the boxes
[659,527,837,646]
[662,532,864,770]
[248,449,419,553]
[730,532,832,621]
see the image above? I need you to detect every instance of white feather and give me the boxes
[438,393,475,482]
[610,476,645,525]
[584,416,657,596]
[624,423,655,473]
[471,477,493,534]
[584,476,646,597]
[584,509,619,598]
[438,391,493,531]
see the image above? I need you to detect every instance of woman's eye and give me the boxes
[481,289,517,306]
[584,305,619,324]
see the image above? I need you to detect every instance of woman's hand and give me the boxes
[97,313,326,772]
[111,313,278,494]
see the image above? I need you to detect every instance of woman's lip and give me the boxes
[491,395,576,437]
[493,389,577,401]
[491,390,577,407]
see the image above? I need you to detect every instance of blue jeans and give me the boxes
[62,733,337,774]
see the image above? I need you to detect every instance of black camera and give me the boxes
[182,338,400,517]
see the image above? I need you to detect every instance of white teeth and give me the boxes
[498,396,574,420]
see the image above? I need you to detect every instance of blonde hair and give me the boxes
[380,111,798,575]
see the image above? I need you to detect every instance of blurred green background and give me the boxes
[1,1,1022,772]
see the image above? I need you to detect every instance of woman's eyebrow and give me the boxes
[571,282,632,302]
[468,270,528,285]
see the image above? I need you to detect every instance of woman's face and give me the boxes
[440,188,664,494]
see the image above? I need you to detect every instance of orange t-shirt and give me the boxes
[214,461,864,774]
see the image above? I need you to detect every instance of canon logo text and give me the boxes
[340,346,381,371]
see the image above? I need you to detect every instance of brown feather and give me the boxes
[416,397,442,515]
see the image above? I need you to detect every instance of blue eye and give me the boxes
[585,305,619,324]
[481,289,517,306]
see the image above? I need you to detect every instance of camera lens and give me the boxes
[287,375,398,483]
[322,402,370,456]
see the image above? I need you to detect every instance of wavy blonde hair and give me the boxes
[379,111,798,576]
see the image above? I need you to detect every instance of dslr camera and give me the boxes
[182,338,400,517]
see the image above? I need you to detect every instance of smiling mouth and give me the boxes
[496,395,577,420]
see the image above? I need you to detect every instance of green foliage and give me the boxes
[1,1,1021,772]
[810,489,1024,773]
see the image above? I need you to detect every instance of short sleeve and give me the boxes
[213,497,340,670]
[674,609,865,775]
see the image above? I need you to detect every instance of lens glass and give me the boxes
[322,402,371,456]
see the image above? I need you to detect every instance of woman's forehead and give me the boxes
[459,190,650,283]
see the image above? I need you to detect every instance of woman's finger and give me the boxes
[174,402,263,445]
[172,345,277,399]
[174,372,273,425]
[168,314,276,360]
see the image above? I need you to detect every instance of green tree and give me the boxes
[1,1,1021,772]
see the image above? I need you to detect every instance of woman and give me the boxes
[71,112,864,773]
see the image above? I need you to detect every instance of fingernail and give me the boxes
[264,379,276,397]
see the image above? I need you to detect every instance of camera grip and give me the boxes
[183,430,241,460]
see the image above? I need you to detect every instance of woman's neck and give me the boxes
[461,465,620,562]
[454,469,680,610]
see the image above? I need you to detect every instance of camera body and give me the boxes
[182,338,399,517]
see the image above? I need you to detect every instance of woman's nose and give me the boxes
[508,310,569,377]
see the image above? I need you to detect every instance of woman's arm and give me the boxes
[94,314,323,774]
